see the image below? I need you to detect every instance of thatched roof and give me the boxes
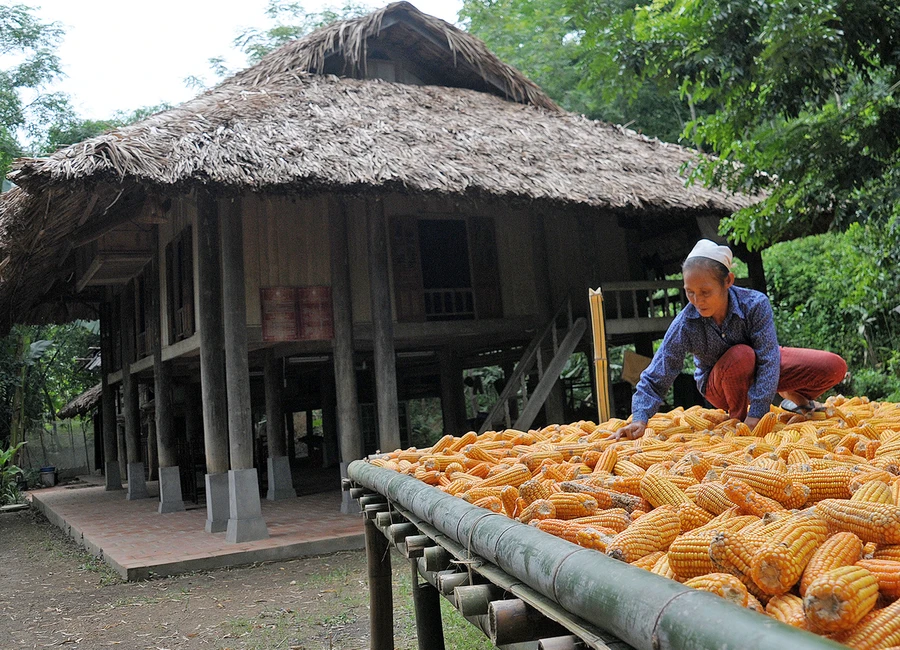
[0,1,756,329]
[57,382,101,419]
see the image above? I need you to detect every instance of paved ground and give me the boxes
[30,477,364,580]
[0,507,492,650]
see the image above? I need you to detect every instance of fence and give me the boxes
[17,416,95,480]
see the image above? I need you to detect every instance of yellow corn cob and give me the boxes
[500,485,519,517]
[520,449,565,471]
[467,462,492,479]
[688,453,714,483]
[651,553,680,581]
[463,444,502,465]
[606,505,681,563]
[601,475,644,496]
[423,454,469,471]
[709,530,771,602]
[684,412,714,432]
[413,468,441,485]
[684,573,750,607]
[472,495,504,513]
[547,492,599,520]
[448,431,478,452]
[574,525,616,552]
[852,480,894,505]
[593,447,618,474]
[445,476,480,495]
[856,559,900,599]
[613,459,646,477]
[787,449,812,465]
[477,463,531,488]
[558,481,646,512]
[750,412,778,437]
[518,478,552,506]
[797,467,855,502]
[745,592,765,614]
[631,550,667,571]
[461,486,506,503]
[692,512,760,536]
[443,462,466,477]
[667,532,718,580]
[430,434,454,454]
[694,482,736,515]
[722,478,784,517]
[533,519,586,544]
[815,499,900,544]
[570,509,631,533]
[676,501,716,532]
[639,473,691,507]
[799,531,863,596]
[802,565,879,633]
[750,517,828,596]
[720,466,801,507]
[766,594,808,629]
[873,545,900,562]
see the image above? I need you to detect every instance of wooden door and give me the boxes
[389,215,425,322]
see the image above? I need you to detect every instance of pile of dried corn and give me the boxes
[372,395,900,649]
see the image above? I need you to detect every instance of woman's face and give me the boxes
[683,266,734,323]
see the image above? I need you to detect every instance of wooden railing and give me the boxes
[424,288,475,321]
[602,280,687,321]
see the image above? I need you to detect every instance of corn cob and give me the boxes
[601,475,644,497]
[750,516,828,595]
[709,530,771,602]
[721,466,807,507]
[745,592,765,614]
[873,545,900,562]
[800,531,864,596]
[500,485,519,517]
[472,495,504,513]
[606,505,681,563]
[852,480,894,505]
[558,481,645,512]
[547,492,598,519]
[430,434,454,454]
[684,573,750,607]
[667,532,718,580]
[651,553,679,581]
[797,468,855,502]
[722,478,784,517]
[593,447,618,474]
[518,478,552,506]
[520,449,565,472]
[477,463,531,488]
[856,559,900,598]
[570,509,631,533]
[803,565,879,633]
[423,454,469,472]
[694,482,736,515]
[632,550,667,570]
[675,501,716,532]
[640,473,691,508]
[613,459,646,477]
[574,526,616,552]
[461,486,506,503]
[448,431,478,452]
[533,519,585,544]
[766,594,808,629]
[815,499,900,544]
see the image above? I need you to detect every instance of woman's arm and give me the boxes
[747,296,781,419]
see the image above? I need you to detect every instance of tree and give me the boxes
[568,0,900,249]
[460,0,693,141]
[0,4,66,178]
[40,104,172,154]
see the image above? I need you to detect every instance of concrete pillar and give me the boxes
[265,350,295,501]
[147,418,158,481]
[439,348,467,436]
[366,197,401,453]
[197,190,230,533]
[329,199,363,513]
[121,283,148,500]
[220,196,268,543]
[116,413,127,486]
[99,298,122,490]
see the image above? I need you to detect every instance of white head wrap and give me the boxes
[686,239,733,270]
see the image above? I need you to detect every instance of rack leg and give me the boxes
[410,558,445,650]
[366,518,394,650]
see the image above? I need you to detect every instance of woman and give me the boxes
[613,239,847,440]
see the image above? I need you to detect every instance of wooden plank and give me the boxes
[243,196,262,326]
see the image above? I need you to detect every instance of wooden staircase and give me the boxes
[478,298,587,434]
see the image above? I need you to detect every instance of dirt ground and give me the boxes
[0,508,492,650]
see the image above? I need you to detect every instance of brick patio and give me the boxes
[29,478,364,581]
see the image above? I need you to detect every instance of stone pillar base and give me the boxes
[126,462,149,500]
[205,472,229,533]
[158,466,185,513]
[266,456,296,501]
[226,468,269,543]
[340,461,360,515]
[104,461,123,491]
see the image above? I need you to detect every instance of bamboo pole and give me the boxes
[589,289,611,424]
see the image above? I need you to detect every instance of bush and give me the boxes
[849,369,900,402]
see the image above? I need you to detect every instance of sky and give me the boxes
[29,0,465,120]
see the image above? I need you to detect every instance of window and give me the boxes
[419,220,474,321]
[165,226,195,343]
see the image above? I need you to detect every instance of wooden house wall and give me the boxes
[157,195,197,348]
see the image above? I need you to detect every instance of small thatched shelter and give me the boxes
[0,2,758,535]
[57,383,102,419]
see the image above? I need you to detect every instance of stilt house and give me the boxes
[0,2,757,540]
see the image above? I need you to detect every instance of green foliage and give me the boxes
[0,4,66,178]
[568,0,900,248]
[763,221,900,372]
[41,104,171,153]
[0,441,25,505]
[461,0,690,140]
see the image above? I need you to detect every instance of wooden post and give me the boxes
[196,191,230,476]
[409,558,445,650]
[366,198,401,452]
[264,351,285,458]
[121,282,148,499]
[438,348,466,436]
[329,199,363,478]
[220,197,253,470]
[365,517,394,649]
[150,230,176,469]
[320,364,339,468]
[99,297,121,490]
[220,196,268,542]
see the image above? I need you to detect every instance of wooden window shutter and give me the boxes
[389,216,425,322]
[469,217,503,319]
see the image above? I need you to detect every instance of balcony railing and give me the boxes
[424,288,475,321]
[601,280,687,336]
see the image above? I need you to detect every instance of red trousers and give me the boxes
[705,346,847,421]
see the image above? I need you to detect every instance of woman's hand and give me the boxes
[610,421,647,440]
[744,416,760,431]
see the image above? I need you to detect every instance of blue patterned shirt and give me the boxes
[631,285,781,422]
